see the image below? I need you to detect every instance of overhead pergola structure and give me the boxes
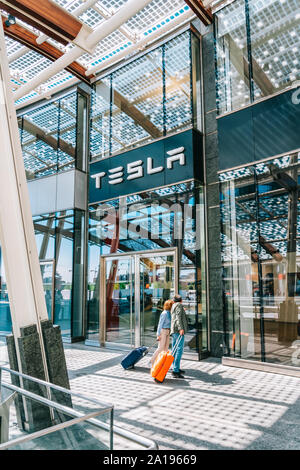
[0,0,213,109]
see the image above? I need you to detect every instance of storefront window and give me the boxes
[215,0,300,115]
[220,153,300,367]
[54,211,74,338]
[87,182,207,357]
[0,210,85,340]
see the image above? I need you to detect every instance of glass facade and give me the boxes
[220,153,300,367]
[19,90,87,179]
[1,29,205,357]
[87,182,208,357]
[87,29,206,356]
[90,30,201,161]
[0,210,85,340]
[215,0,300,115]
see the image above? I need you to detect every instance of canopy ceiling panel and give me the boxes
[0,0,205,106]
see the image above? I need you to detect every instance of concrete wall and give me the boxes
[28,169,87,216]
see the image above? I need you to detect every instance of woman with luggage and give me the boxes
[150,299,173,366]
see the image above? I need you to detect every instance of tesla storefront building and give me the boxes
[1,0,300,372]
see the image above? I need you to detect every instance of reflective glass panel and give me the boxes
[165,31,193,133]
[20,92,77,179]
[249,0,300,101]
[105,257,135,346]
[215,0,250,114]
[111,48,163,155]
[90,77,111,161]
[54,211,74,337]
[140,254,175,347]
[87,182,207,357]
[220,153,300,367]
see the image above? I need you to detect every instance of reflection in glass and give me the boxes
[20,92,77,179]
[54,212,74,337]
[105,257,134,346]
[215,0,250,114]
[249,0,300,102]
[140,254,174,347]
[87,182,207,357]
[215,0,300,114]
[90,77,111,160]
[165,32,192,133]
[111,48,163,155]
[40,261,55,320]
[90,30,200,162]
[0,210,80,339]
[220,153,300,367]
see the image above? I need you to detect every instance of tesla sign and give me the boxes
[89,129,202,203]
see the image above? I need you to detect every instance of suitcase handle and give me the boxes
[171,334,184,356]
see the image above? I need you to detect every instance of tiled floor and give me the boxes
[1,340,300,450]
[64,343,300,450]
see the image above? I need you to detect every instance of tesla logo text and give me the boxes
[91,147,186,189]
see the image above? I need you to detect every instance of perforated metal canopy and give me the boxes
[1,0,195,108]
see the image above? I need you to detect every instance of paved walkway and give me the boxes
[1,340,300,450]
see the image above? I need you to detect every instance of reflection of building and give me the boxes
[0,0,299,372]
[216,0,300,370]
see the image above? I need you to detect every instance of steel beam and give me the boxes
[183,0,212,26]
[0,19,49,380]
[2,17,94,84]
[0,0,84,45]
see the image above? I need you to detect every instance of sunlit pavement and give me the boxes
[1,339,300,450]
[63,343,300,450]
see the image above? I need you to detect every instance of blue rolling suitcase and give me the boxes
[121,346,149,370]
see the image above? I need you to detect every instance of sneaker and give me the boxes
[179,369,185,374]
[172,371,185,379]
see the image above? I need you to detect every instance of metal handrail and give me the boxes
[0,380,114,450]
[0,366,158,450]
[0,365,112,408]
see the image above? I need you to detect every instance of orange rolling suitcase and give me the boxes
[151,335,183,383]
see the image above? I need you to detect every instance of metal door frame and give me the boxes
[100,248,178,348]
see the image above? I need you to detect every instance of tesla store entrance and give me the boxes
[100,249,177,348]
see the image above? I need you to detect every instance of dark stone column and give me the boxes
[6,325,52,431]
[6,321,71,432]
[41,320,72,408]
[202,29,225,358]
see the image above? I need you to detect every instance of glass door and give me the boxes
[102,249,177,348]
[139,253,176,347]
[104,256,135,347]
